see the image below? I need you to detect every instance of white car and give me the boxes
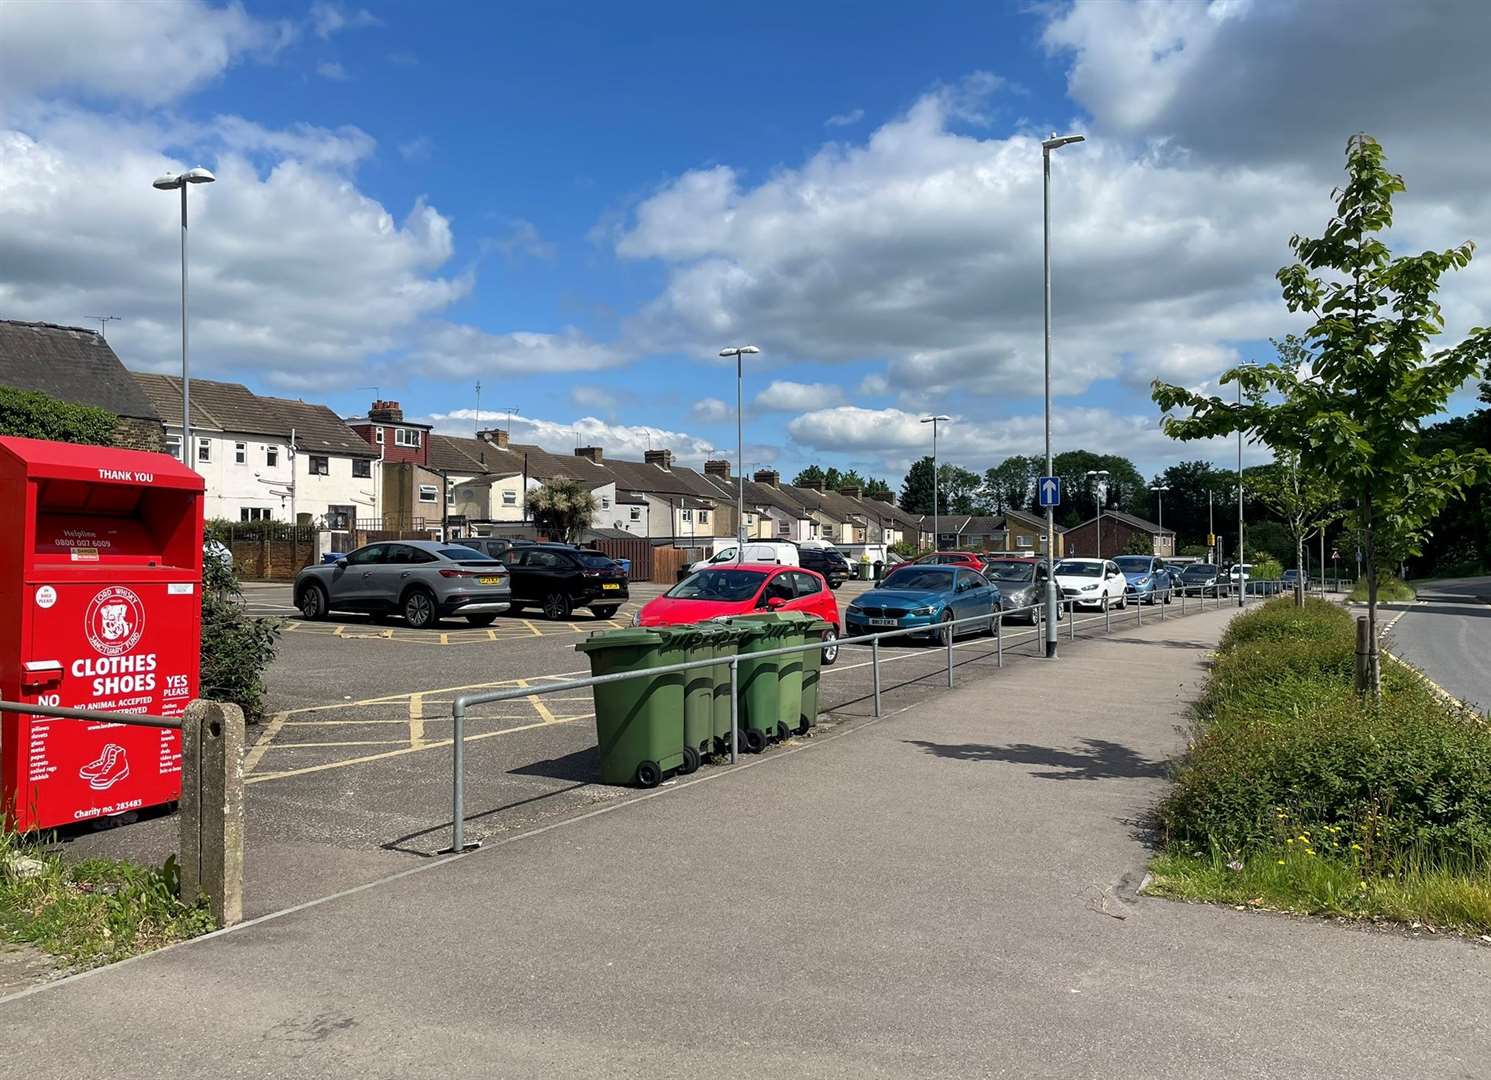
[1053,558,1128,610]
[689,540,801,574]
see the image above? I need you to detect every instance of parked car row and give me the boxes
[294,539,628,627]
[686,538,851,589]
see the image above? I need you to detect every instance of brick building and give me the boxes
[1064,509,1174,559]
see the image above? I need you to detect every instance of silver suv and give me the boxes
[295,540,512,629]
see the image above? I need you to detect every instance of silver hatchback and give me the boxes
[294,540,512,629]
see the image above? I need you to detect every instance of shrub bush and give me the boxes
[199,546,279,720]
[1160,598,1491,873]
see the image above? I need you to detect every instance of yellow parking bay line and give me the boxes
[243,711,289,773]
[409,692,425,748]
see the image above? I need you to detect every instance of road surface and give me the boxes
[1387,576,1491,710]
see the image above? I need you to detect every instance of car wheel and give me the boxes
[820,626,839,666]
[297,582,329,621]
[403,587,437,629]
[465,613,497,627]
[1116,592,1127,609]
[938,610,955,646]
[542,592,572,621]
[592,605,619,620]
[986,611,1000,637]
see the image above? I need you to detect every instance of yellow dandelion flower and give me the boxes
[1286,838,1294,845]
[1277,859,1286,865]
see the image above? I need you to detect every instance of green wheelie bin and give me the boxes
[768,613,809,742]
[727,616,779,753]
[797,615,832,734]
[656,623,714,767]
[575,627,688,787]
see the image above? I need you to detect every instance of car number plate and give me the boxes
[602,582,621,590]
[868,617,897,627]
[478,576,504,586]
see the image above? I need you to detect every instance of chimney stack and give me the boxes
[838,486,862,498]
[477,428,510,449]
[753,469,779,488]
[574,446,604,463]
[644,449,674,469]
[797,476,823,491]
[703,459,731,479]
[369,399,403,423]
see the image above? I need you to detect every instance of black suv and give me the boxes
[458,537,536,563]
[505,544,629,620]
[797,545,849,589]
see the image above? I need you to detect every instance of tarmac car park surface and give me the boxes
[59,575,1233,917]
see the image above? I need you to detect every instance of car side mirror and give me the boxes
[766,596,787,610]
[335,558,348,569]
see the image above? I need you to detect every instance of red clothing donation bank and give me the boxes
[0,436,204,832]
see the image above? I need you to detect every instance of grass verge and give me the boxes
[1,836,214,970]
[1148,596,1491,937]
[1349,576,1416,603]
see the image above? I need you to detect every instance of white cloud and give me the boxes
[0,0,292,110]
[488,218,557,263]
[858,373,890,397]
[0,110,467,390]
[570,385,615,410]
[413,324,624,378]
[692,397,731,421]
[398,135,433,162]
[825,108,864,128]
[309,2,382,40]
[426,410,723,467]
[786,404,1271,476]
[316,60,350,82]
[753,380,844,412]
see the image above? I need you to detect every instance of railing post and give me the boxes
[946,619,954,688]
[1103,594,1110,634]
[1068,600,1076,640]
[441,700,478,854]
[872,637,882,717]
[179,700,245,928]
[1160,588,1167,620]
[996,613,1003,668]
[1136,593,1143,627]
[729,658,740,764]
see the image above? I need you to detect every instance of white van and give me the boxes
[689,539,800,573]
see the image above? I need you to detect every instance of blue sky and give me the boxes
[2,0,1489,487]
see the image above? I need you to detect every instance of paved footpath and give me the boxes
[3,605,1488,1079]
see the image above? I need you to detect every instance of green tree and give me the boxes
[863,477,894,502]
[1121,531,1154,556]
[1154,135,1491,690]
[940,464,982,515]
[983,455,1038,514]
[1052,451,1144,526]
[1151,460,1232,546]
[530,477,599,543]
[792,464,826,488]
[0,386,116,445]
[1247,448,1341,602]
[899,457,936,513]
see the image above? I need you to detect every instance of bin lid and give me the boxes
[575,627,662,653]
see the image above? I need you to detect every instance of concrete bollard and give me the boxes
[179,700,245,927]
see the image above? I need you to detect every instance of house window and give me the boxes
[681,509,693,522]
[447,484,456,506]
[196,438,211,463]
[698,509,709,524]
[234,442,246,464]
[418,484,438,503]
[1016,534,1032,549]
[165,433,182,458]
[779,521,790,537]
[395,428,421,448]
[239,507,270,522]
[352,459,371,478]
[266,446,279,468]
[502,490,517,506]
[375,428,384,444]
[601,496,611,509]
[629,506,641,521]
[309,455,329,476]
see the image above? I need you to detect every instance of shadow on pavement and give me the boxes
[1101,637,1214,650]
[380,781,593,857]
[1400,602,1491,619]
[904,737,1168,781]
[510,746,600,783]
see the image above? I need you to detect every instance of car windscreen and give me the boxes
[1113,556,1152,573]
[880,568,955,591]
[1181,565,1216,578]
[983,562,1035,582]
[576,552,618,569]
[666,569,767,601]
[438,546,497,561]
[1054,561,1102,577]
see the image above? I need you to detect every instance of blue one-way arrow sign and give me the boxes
[1038,475,1061,508]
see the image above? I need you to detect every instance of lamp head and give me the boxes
[1041,133,1086,151]
[920,415,951,424]
[718,345,760,357]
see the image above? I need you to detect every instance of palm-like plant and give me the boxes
[529,477,598,543]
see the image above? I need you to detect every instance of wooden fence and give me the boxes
[591,539,705,584]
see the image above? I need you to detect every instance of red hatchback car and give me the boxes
[636,563,841,664]
[914,551,986,572]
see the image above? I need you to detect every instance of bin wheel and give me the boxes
[542,592,572,621]
[635,760,663,788]
[592,605,619,620]
[796,713,813,735]
[714,735,730,756]
[297,583,329,621]
[820,627,839,666]
[776,721,791,742]
[465,614,497,627]
[679,745,701,775]
[742,729,767,754]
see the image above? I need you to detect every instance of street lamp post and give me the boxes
[1085,469,1109,557]
[1042,131,1084,658]
[1150,485,1170,551]
[1237,372,1245,607]
[920,415,951,549]
[718,346,760,561]
[153,167,217,468]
